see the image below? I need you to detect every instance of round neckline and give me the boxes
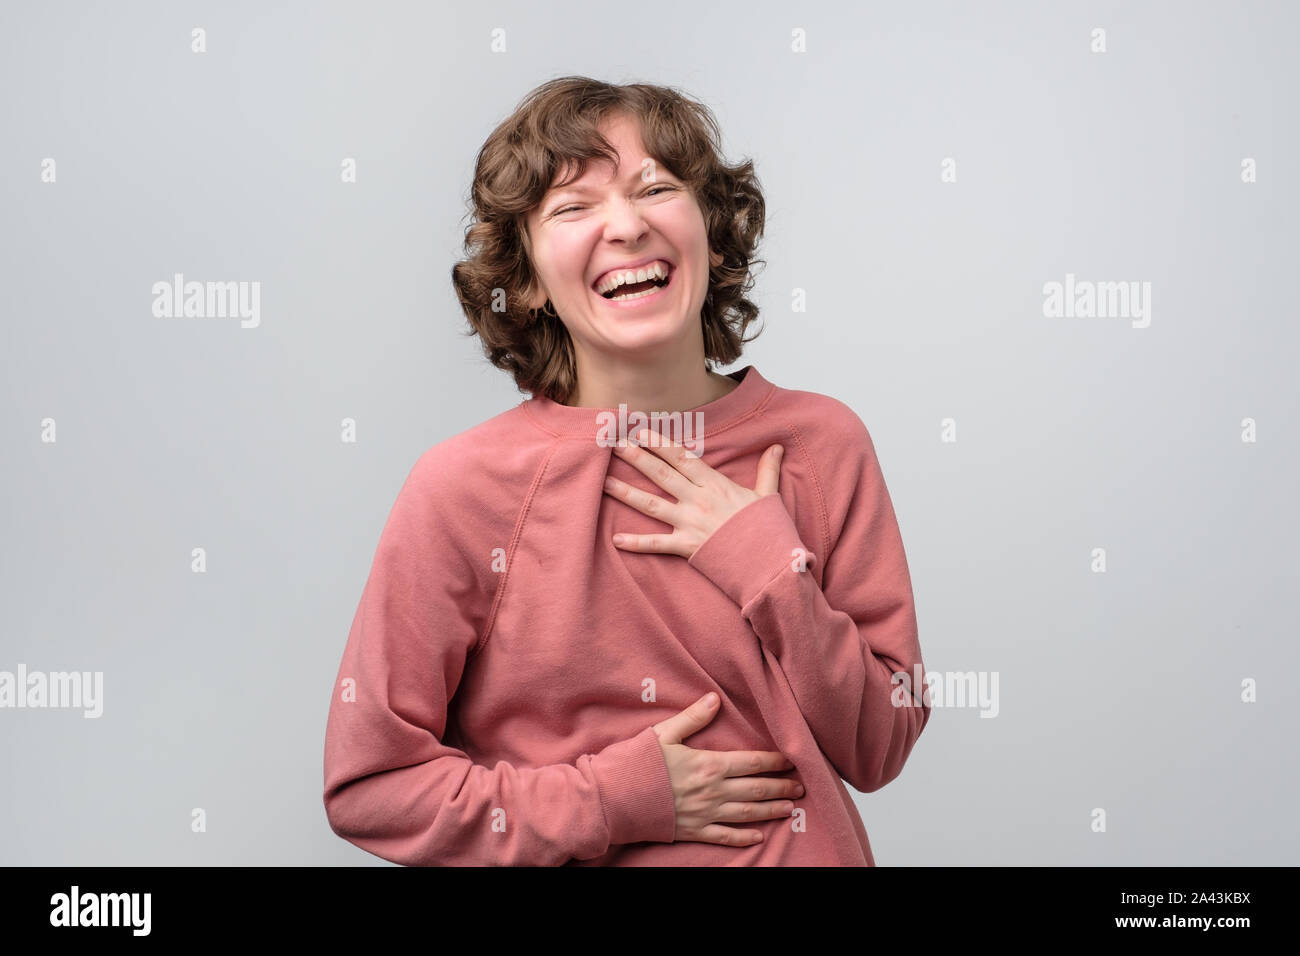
[521,365,774,438]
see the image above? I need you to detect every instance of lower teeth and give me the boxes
[609,284,662,301]
[608,282,665,300]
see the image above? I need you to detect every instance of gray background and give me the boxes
[2,0,1295,865]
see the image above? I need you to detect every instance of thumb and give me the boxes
[753,444,783,497]
[653,692,719,745]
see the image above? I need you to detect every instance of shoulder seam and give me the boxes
[467,438,560,659]
[768,413,832,574]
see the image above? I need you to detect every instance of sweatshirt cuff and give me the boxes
[688,494,815,609]
[589,725,678,846]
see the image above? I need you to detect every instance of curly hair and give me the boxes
[450,76,767,404]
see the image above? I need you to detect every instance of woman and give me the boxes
[322,76,931,866]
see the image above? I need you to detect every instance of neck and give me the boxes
[565,351,738,413]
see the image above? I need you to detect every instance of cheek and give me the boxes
[663,221,712,271]
[545,238,598,291]
[661,204,706,237]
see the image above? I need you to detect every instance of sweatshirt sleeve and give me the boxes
[323,448,678,866]
[686,412,931,794]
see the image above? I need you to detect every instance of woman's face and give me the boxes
[523,112,722,367]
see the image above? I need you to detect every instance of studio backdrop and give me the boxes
[1,0,1295,865]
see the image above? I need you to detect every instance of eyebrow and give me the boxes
[545,167,674,203]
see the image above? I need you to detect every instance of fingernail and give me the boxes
[703,692,717,706]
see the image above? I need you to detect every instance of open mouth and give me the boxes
[593,263,675,303]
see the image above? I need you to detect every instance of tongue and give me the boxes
[610,278,659,297]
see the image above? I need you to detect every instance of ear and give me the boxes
[523,279,550,312]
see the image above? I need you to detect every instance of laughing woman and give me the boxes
[322,76,932,866]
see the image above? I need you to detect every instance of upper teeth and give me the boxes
[595,261,671,295]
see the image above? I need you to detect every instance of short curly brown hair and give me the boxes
[450,76,767,404]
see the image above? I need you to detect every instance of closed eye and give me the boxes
[551,185,677,218]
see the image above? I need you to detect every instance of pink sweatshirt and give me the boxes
[322,365,931,865]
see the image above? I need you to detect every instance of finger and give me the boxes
[707,750,796,776]
[624,428,710,488]
[652,693,720,745]
[611,530,686,558]
[717,775,802,804]
[753,444,783,497]
[711,799,797,825]
[691,824,764,847]
[613,435,699,498]
[603,474,683,525]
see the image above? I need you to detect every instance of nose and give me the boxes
[600,198,651,244]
